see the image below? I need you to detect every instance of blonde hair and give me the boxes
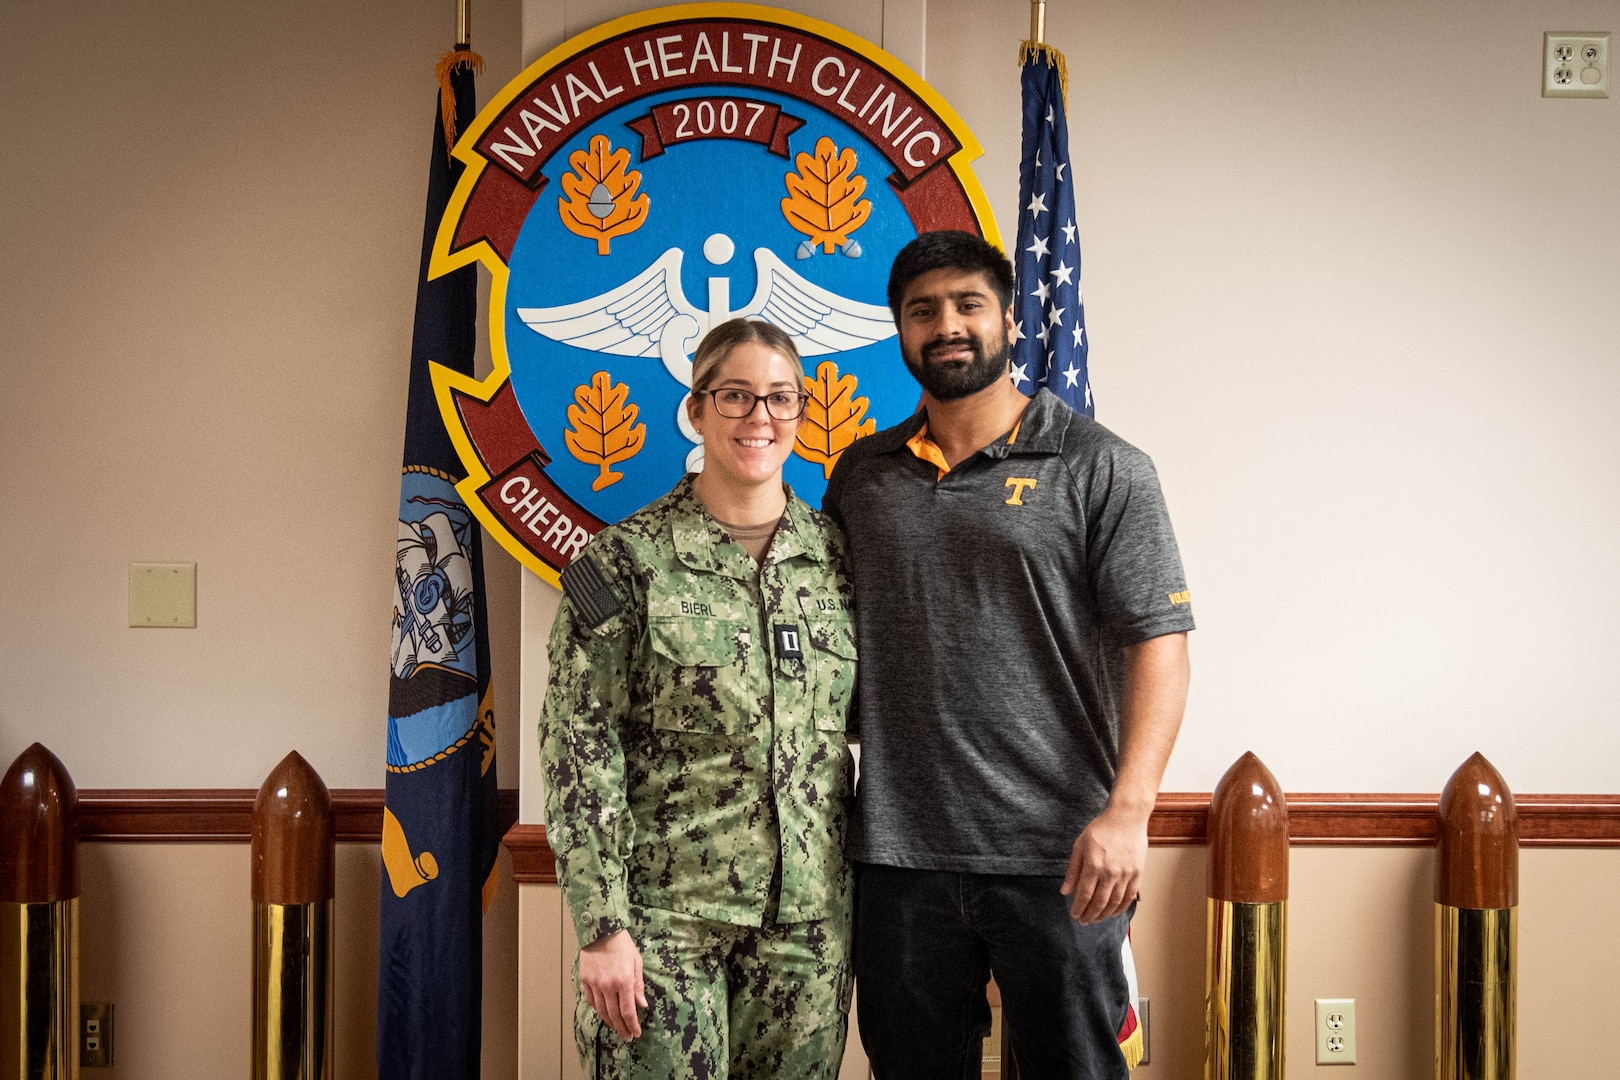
[689,319,804,396]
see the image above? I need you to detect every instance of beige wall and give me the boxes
[928,0,1620,793]
[0,0,525,790]
[1128,845,1620,1077]
[0,0,530,1074]
[75,843,519,1078]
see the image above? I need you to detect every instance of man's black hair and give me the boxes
[886,230,1015,321]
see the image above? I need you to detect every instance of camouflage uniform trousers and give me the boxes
[575,902,853,1080]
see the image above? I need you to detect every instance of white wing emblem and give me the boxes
[515,248,703,386]
[733,248,896,357]
[515,245,895,388]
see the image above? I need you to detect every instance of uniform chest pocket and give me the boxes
[799,602,858,733]
[646,616,752,735]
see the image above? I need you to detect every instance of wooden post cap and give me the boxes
[251,751,334,904]
[0,743,80,903]
[1436,751,1517,909]
[1208,751,1289,903]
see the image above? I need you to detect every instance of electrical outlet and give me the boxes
[1543,32,1610,98]
[1315,998,1356,1065]
[81,1002,114,1067]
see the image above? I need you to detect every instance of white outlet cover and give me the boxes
[1544,32,1610,98]
[1315,998,1358,1065]
[129,562,197,628]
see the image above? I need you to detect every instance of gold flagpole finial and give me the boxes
[1029,1,1046,47]
[457,0,472,47]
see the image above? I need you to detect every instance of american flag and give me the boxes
[1011,45,1092,416]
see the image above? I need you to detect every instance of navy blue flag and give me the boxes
[1011,44,1093,415]
[377,47,498,1080]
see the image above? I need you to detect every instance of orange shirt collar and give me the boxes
[905,421,951,480]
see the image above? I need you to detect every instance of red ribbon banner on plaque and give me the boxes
[626,97,805,161]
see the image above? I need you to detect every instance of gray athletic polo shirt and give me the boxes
[823,389,1194,875]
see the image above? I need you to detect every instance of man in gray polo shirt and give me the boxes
[823,231,1193,1079]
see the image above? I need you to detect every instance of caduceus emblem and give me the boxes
[516,233,896,469]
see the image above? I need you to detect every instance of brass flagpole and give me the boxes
[438,0,484,155]
[1030,1,1046,45]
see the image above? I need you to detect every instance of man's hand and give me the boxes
[1060,803,1150,923]
[579,929,648,1040]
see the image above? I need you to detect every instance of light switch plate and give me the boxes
[129,562,196,627]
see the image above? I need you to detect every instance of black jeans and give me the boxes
[854,862,1133,1080]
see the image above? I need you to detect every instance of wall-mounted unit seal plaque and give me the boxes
[431,2,999,585]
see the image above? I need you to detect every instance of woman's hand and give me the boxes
[579,929,648,1040]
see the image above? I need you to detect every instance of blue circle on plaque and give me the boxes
[504,86,922,523]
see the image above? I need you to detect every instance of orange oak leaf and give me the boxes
[559,134,650,255]
[781,137,872,254]
[564,370,646,491]
[795,360,875,478]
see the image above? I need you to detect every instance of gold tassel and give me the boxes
[1018,40,1069,108]
[1119,1024,1145,1070]
[436,47,486,156]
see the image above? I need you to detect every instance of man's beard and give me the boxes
[902,329,1011,403]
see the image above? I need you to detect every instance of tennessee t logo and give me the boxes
[1004,477,1037,505]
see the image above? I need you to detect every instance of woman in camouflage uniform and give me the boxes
[540,318,857,1079]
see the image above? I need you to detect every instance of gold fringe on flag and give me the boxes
[436,47,485,156]
[1018,40,1069,107]
[1119,1024,1145,1070]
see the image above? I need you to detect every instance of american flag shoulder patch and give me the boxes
[560,554,621,629]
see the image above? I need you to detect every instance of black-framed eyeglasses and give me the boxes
[707,388,809,421]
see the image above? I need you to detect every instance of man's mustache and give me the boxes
[922,337,981,361]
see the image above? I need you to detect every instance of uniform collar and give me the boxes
[668,475,827,578]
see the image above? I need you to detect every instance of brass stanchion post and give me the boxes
[1435,752,1516,1080]
[1204,752,1288,1080]
[251,752,334,1080]
[0,743,81,1080]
